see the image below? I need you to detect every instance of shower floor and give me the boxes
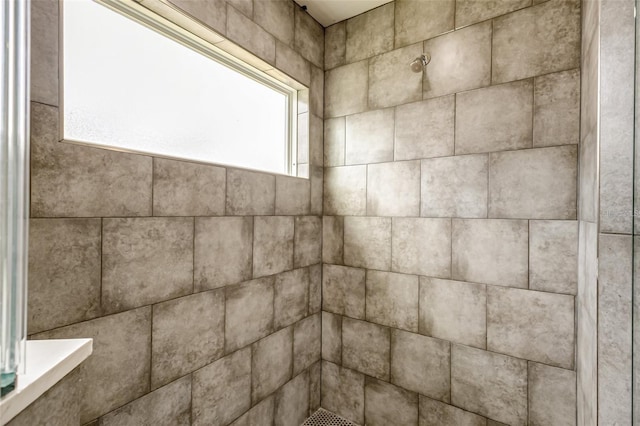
[302,408,360,426]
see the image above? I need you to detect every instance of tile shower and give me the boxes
[7,0,635,425]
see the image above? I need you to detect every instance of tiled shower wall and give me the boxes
[10,1,324,425]
[321,1,580,425]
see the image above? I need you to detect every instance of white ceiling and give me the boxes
[293,0,394,27]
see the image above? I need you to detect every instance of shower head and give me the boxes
[410,54,431,73]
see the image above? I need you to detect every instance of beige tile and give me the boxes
[322,311,342,364]
[294,314,321,375]
[395,0,454,47]
[33,308,151,424]
[101,376,191,426]
[322,361,365,424]
[169,0,226,35]
[489,146,578,219]
[342,318,390,380]
[423,21,491,99]
[298,112,310,164]
[229,396,274,426]
[310,166,323,215]
[225,277,274,352]
[421,154,488,218]
[366,271,419,332]
[322,264,366,319]
[534,69,580,147]
[276,41,311,86]
[345,109,395,165]
[369,43,423,109]
[31,103,152,217]
[274,268,309,329]
[324,166,367,215]
[365,377,419,426]
[192,348,251,426]
[253,0,294,45]
[227,0,253,17]
[324,117,345,167]
[325,61,368,117]
[151,291,224,388]
[530,220,578,294]
[344,216,392,270]
[194,217,253,291]
[325,22,346,70]
[226,168,275,215]
[420,277,486,349]
[529,362,576,426]
[252,327,293,402]
[419,396,486,426]
[346,3,394,63]
[367,161,420,216]
[492,0,580,83]
[455,0,530,28]
[452,219,528,288]
[391,330,450,402]
[31,0,58,106]
[102,218,193,313]
[153,158,225,216]
[309,114,324,167]
[310,66,324,118]
[323,216,344,264]
[488,286,575,368]
[309,264,322,314]
[309,361,321,412]
[27,219,101,334]
[227,5,275,63]
[455,80,533,155]
[253,216,294,277]
[451,345,527,426]
[395,96,455,161]
[294,216,322,268]
[295,6,324,68]
[391,218,451,278]
[275,372,310,426]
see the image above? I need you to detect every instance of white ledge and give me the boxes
[0,338,93,425]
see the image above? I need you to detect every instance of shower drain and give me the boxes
[301,408,360,426]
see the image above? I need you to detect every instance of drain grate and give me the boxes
[302,408,360,426]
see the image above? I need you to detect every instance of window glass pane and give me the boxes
[63,0,291,175]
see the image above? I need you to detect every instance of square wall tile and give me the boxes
[322,311,342,364]
[421,154,488,218]
[28,219,101,334]
[529,362,577,426]
[395,0,454,47]
[419,277,486,348]
[344,216,392,270]
[534,69,580,147]
[102,218,193,313]
[391,330,450,402]
[325,117,346,166]
[253,216,294,277]
[455,80,533,155]
[419,396,487,426]
[322,361,365,424]
[395,96,455,161]
[31,0,58,106]
[488,286,575,369]
[309,263,322,314]
[452,345,527,426]
[274,268,309,329]
[229,396,274,426]
[151,290,224,389]
[294,216,322,268]
[294,314,321,375]
[225,277,274,352]
[322,264,366,319]
[325,61,368,118]
[455,0,530,28]
[530,220,578,295]
[309,114,324,167]
[423,21,491,99]
[452,219,528,288]
[369,43,424,109]
[325,22,346,70]
[324,166,367,216]
[275,372,310,426]
[391,218,451,278]
[345,109,395,165]
[346,3,394,63]
[153,158,225,216]
[310,361,321,412]
[366,271,419,332]
[170,0,226,35]
[226,168,275,215]
[226,5,275,64]
[342,318,390,380]
[323,216,344,264]
[311,66,324,117]
[226,0,252,18]
[194,217,253,291]
[253,0,294,46]
[252,327,293,403]
[367,161,420,217]
[192,348,251,426]
[365,378,419,426]
[489,145,578,219]
[492,0,580,83]
[310,166,323,215]
[275,176,310,216]
[295,6,324,68]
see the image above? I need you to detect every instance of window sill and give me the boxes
[0,339,93,425]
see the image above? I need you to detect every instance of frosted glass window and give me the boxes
[63,0,297,175]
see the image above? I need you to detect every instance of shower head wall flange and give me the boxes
[410,54,431,73]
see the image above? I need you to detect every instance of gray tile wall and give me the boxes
[323,0,580,424]
[26,0,323,425]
